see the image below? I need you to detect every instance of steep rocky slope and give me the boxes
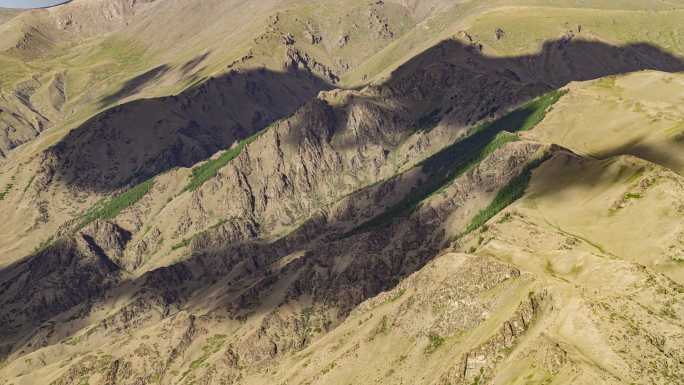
[2,1,684,385]
[0,0,459,260]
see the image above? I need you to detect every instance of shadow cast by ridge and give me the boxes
[39,37,684,195]
[98,64,172,108]
[3,36,684,364]
[42,66,333,193]
[284,37,684,155]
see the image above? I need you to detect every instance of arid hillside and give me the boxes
[1,1,684,385]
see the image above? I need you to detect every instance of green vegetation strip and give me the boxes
[22,175,35,195]
[184,130,265,192]
[462,154,548,236]
[77,178,155,230]
[0,183,14,201]
[179,334,227,380]
[0,175,16,201]
[347,90,566,235]
[171,219,227,251]
[33,236,56,255]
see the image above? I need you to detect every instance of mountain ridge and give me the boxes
[1,1,684,384]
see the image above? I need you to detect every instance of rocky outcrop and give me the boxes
[81,220,131,266]
[0,235,121,359]
[0,91,49,157]
[445,291,550,385]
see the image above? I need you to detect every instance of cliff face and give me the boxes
[2,2,684,385]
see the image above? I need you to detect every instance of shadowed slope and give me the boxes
[34,38,684,196]
[39,67,332,192]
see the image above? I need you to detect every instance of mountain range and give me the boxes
[1,1,684,384]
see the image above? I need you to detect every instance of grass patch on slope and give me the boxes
[424,333,446,354]
[496,90,565,131]
[462,155,548,236]
[33,236,56,255]
[171,219,227,251]
[183,130,265,192]
[179,334,227,380]
[0,57,28,88]
[0,180,15,201]
[349,131,520,236]
[347,90,565,235]
[22,175,35,195]
[76,178,155,230]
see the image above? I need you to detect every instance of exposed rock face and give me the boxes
[81,220,132,269]
[285,47,340,83]
[0,236,121,358]
[0,130,550,381]
[0,91,49,157]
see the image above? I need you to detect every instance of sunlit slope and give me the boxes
[457,153,684,384]
[521,153,684,283]
[467,5,684,57]
[343,1,684,86]
[506,70,684,285]
[0,9,19,24]
[526,71,684,174]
